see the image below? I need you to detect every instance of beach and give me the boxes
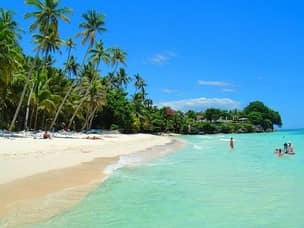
[0,132,184,227]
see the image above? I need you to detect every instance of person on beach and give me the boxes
[230,137,234,150]
[86,135,102,140]
[43,130,51,139]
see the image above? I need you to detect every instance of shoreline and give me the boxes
[0,133,185,227]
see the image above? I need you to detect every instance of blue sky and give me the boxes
[3,0,304,129]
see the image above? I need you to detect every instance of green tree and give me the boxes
[77,10,106,63]
[204,108,221,122]
[10,0,71,131]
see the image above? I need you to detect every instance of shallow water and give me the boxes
[36,130,304,227]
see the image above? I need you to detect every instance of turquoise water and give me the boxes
[37,130,304,227]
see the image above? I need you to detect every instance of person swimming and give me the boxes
[278,148,284,157]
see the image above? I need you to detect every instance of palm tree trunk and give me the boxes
[88,106,98,129]
[9,56,38,131]
[82,47,90,65]
[68,92,86,129]
[68,79,93,129]
[9,81,29,131]
[24,82,35,130]
[50,83,74,130]
[29,105,36,129]
[34,108,39,130]
[42,111,46,130]
[81,111,90,130]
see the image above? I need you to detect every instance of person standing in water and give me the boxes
[230,137,234,150]
[283,142,288,154]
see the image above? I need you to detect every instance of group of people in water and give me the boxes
[274,142,295,156]
[228,137,295,157]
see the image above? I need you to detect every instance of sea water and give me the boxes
[36,130,304,227]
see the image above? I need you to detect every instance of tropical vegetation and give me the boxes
[0,2,282,134]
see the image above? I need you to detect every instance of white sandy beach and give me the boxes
[0,132,183,226]
[0,133,175,184]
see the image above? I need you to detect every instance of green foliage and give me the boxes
[244,101,282,130]
[205,108,221,122]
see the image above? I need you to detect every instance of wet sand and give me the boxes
[0,134,185,227]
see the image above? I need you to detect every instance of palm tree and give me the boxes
[31,70,58,129]
[64,56,79,78]
[64,37,75,62]
[134,73,147,99]
[49,56,79,129]
[89,40,110,70]
[68,63,99,129]
[81,77,106,130]
[110,47,127,72]
[9,0,71,131]
[33,28,63,61]
[0,8,23,114]
[116,68,131,89]
[77,10,106,63]
[24,0,72,35]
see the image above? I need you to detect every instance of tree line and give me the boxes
[0,1,282,134]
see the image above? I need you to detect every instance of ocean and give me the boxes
[36,130,304,227]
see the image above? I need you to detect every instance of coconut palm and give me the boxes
[24,0,72,35]
[110,47,127,72]
[33,28,63,61]
[9,0,71,131]
[77,10,106,63]
[49,56,79,129]
[89,40,110,70]
[81,77,106,130]
[116,68,131,89]
[134,73,147,99]
[68,63,99,129]
[64,37,75,62]
[0,8,23,111]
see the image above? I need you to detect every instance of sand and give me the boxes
[0,133,184,227]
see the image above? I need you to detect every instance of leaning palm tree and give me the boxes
[77,10,106,63]
[49,56,80,129]
[68,63,99,129]
[89,40,110,70]
[110,47,127,72]
[9,0,71,131]
[24,29,63,130]
[81,77,106,130]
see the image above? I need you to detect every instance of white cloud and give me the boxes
[198,80,232,87]
[148,50,176,65]
[161,88,177,94]
[158,97,240,111]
